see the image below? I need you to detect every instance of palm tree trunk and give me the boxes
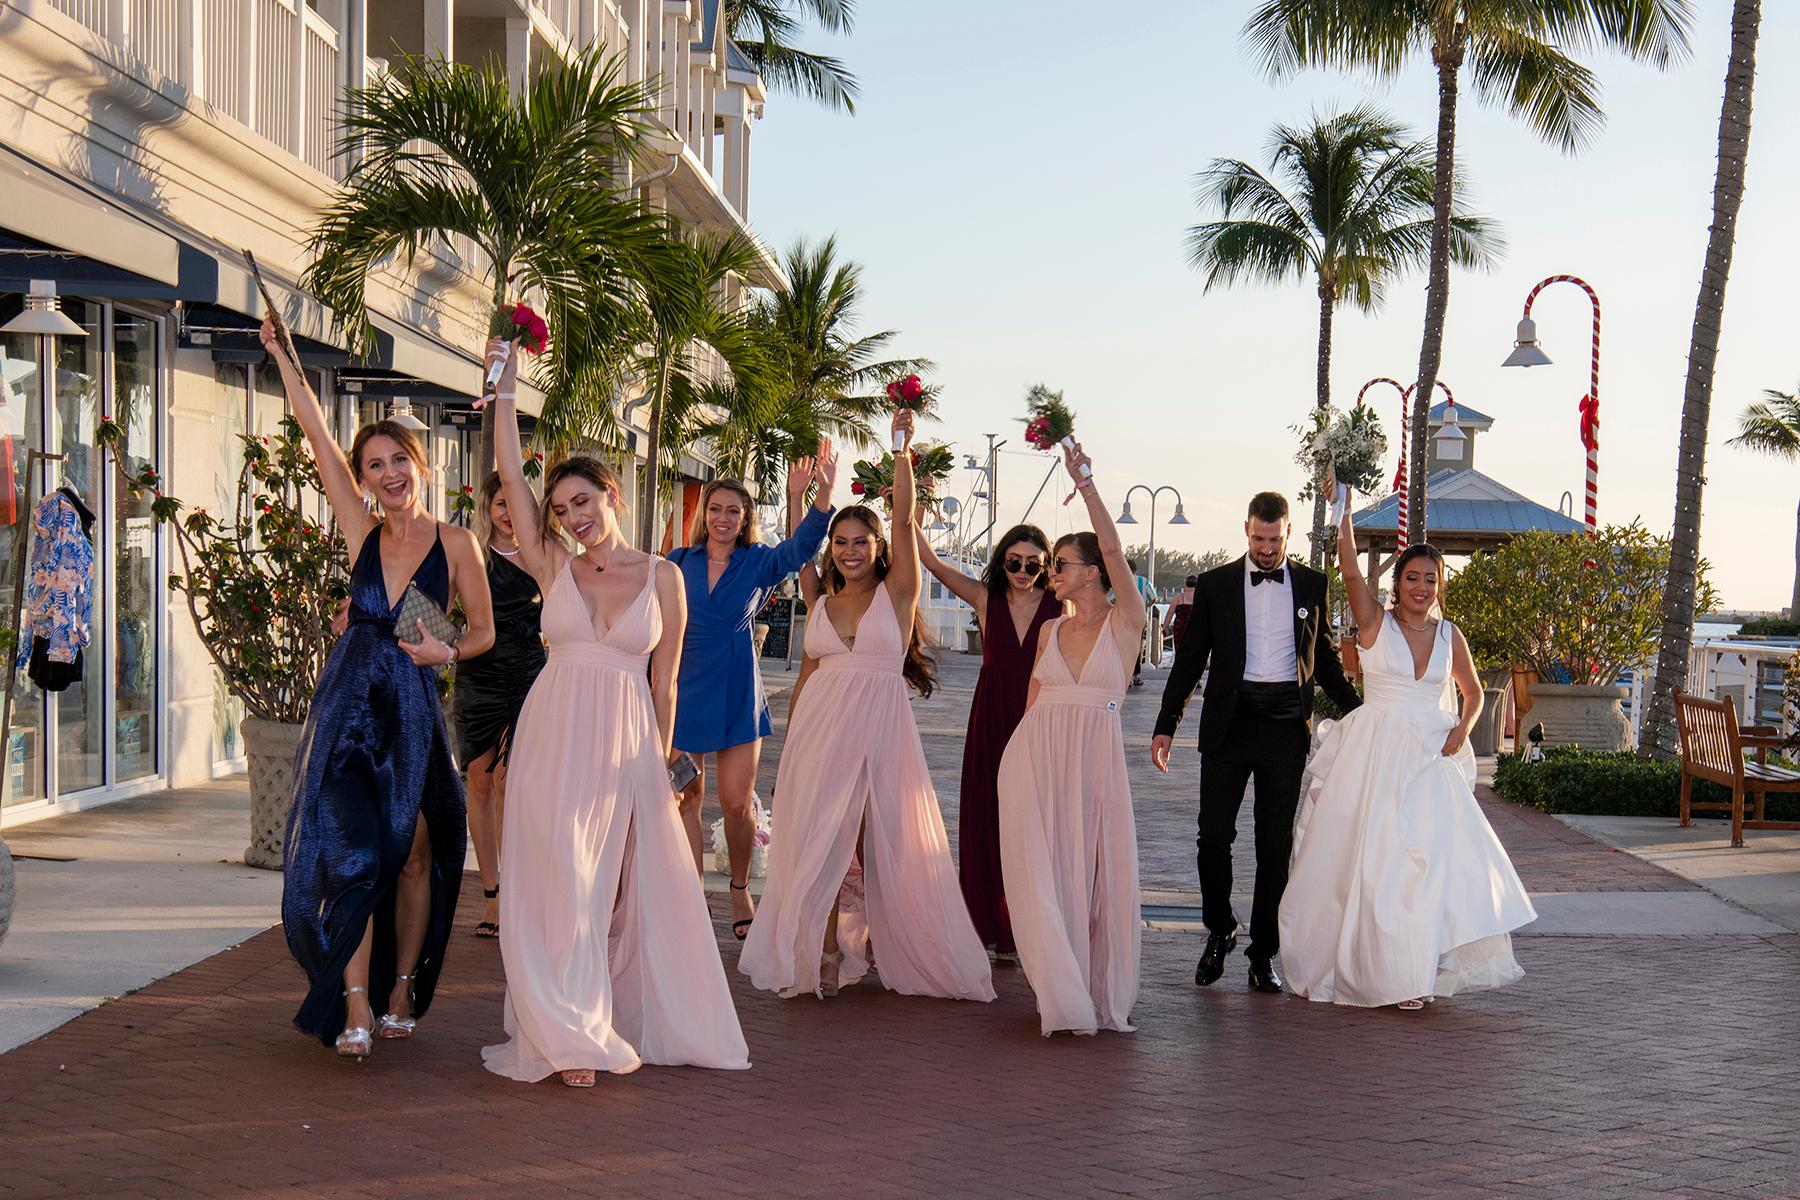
[637,350,674,551]
[1409,43,1464,547]
[1639,0,1762,760]
[1310,279,1334,567]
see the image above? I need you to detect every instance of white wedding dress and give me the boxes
[1279,612,1537,1008]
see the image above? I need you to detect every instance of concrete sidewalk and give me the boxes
[1559,814,1800,932]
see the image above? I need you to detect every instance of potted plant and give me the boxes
[99,415,348,868]
[1445,523,1715,751]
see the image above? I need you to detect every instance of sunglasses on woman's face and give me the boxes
[1004,556,1044,577]
[1053,557,1092,574]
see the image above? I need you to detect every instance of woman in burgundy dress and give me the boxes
[919,524,1061,958]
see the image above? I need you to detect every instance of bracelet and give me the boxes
[445,644,458,667]
[494,390,516,401]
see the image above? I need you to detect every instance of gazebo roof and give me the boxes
[1352,468,1585,553]
[1428,400,1494,430]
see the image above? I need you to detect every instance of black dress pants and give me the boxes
[1195,716,1310,962]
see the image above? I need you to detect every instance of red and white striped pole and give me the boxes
[1513,275,1601,534]
[1357,377,1410,551]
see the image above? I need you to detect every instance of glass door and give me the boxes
[0,296,45,807]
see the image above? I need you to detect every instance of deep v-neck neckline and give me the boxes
[1055,613,1107,683]
[568,554,655,639]
[376,523,441,613]
[1389,612,1442,683]
[826,584,882,652]
[1002,590,1043,651]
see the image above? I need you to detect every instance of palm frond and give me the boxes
[1467,24,1606,153]
[1728,388,1800,460]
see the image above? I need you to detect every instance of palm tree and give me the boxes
[1244,1,1693,545]
[306,48,688,466]
[632,230,774,549]
[1186,105,1502,565]
[727,0,859,113]
[757,236,929,455]
[1726,384,1800,618]
[1639,0,1763,761]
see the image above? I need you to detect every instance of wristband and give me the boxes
[495,390,516,401]
[445,644,458,667]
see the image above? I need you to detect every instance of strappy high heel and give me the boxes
[336,986,373,1059]
[730,879,754,941]
[819,949,843,999]
[475,885,500,939]
[378,973,418,1039]
[1398,997,1426,1012]
[560,1069,596,1088]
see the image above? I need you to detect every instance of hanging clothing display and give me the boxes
[16,485,95,692]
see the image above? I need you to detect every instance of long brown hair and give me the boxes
[1053,531,1112,592]
[820,505,937,697]
[687,479,759,548]
[1390,542,1446,616]
[980,524,1051,595]
[538,456,627,544]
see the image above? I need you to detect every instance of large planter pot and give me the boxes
[1521,682,1632,751]
[0,834,13,949]
[243,717,306,870]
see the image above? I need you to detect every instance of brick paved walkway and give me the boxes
[4,656,1797,1199]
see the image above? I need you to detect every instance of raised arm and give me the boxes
[1337,496,1382,648]
[650,558,688,762]
[258,316,371,549]
[767,441,837,584]
[486,338,561,588]
[885,410,921,624]
[1064,439,1145,638]
[916,512,985,616]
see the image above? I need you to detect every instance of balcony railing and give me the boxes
[50,0,351,181]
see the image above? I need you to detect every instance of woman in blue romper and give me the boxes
[672,442,837,938]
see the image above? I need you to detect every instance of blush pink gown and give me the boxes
[740,582,995,1003]
[999,616,1141,1035]
[482,557,750,1081]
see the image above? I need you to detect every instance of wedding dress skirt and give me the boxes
[1279,613,1537,1008]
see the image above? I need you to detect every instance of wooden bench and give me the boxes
[1674,691,1800,847]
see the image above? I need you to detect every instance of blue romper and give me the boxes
[671,505,833,753]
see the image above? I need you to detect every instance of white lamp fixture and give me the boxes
[1169,503,1190,526]
[388,399,429,432]
[1432,402,1468,462]
[1502,317,1552,368]
[1,280,87,338]
[1116,501,1137,525]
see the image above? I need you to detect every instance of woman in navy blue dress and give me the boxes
[672,442,837,937]
[259,317,494,1058]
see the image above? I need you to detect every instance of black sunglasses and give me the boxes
[1004,556,1044,576]
[1053,556,1094,573]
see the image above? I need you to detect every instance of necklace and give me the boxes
[1397,615,1432,633]
[491,544,520,558]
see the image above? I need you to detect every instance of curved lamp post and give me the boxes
[1356,376,1452,554]
[1503,274,1600,533]
[1116,484,1189,595]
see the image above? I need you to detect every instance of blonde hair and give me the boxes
[687,479,759,548]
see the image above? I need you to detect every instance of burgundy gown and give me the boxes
[960,588,1062,954]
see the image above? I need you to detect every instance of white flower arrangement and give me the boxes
[711,791,773,877]
[1293,404,1390,499]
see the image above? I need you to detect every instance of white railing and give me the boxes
[537,0,579,44]
[51,0,349,183]
[1626,638,1799,742]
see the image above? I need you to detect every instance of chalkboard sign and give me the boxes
[759,595,806,660]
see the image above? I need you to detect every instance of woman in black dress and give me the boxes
[453,472,547,939]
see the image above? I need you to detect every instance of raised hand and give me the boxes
[892,409,915,453]
[814,436,839,499]
[1062,437,1094,485]
[787,455,816,502]
[475,336,518,411]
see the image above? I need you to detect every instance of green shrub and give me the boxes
[1492,746,1800,820]
[1313,682,1363,722]
[1736,617,1800,637]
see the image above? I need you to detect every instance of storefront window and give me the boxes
[113,312,158,781]
[54,299,104,793]
[0,299,44,806]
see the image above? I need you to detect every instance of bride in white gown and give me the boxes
[1279,499,1537,1010]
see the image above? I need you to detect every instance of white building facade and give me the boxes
[0,0,777,825]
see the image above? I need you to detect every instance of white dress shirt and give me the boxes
[1243,558,1298,683]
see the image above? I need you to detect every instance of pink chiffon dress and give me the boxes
[998,616,1141,1035]
[482,557,750,1081]
[739,582,995,1003]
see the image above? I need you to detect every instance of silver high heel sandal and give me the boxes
[378,973,418,1039]
[336,986,373,1059]
[819,950,843,999]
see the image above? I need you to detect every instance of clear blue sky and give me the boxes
[748,1,1800,609]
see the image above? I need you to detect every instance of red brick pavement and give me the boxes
[2,891,1797,1198]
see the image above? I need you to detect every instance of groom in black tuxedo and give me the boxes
[1150,492,1360,993]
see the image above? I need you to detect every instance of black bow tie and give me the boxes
[1250,568,1285,587]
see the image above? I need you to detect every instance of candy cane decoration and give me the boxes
[1356,378,1410,551]
[1521,275,1601,533]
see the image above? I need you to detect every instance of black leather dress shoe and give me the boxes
[1248,959,1285,994]
[1195,931,1237,986]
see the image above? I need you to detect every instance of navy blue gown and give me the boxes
[282,524,468,1044]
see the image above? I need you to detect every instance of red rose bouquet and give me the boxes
[885,373,937,450]
[850,442,956,512]
[1021,384,1089,480]
[483,302,550,397]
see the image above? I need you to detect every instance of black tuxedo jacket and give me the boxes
[1153,556,1361,752]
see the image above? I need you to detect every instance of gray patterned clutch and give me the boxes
[395,583,462,649]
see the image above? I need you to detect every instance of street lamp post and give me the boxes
[1356,377,1452,554]
[1503,274,1601,533]
[1116,484,1189,595]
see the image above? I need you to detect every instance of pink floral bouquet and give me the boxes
[1022,384,1089,481]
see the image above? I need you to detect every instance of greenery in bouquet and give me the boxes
[849,442,956,511]
[1021,383,1077,450]
[96,413,349,724]
[1293,403,1388,499]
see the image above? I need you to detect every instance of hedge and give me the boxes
[1492,746,1800,821]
